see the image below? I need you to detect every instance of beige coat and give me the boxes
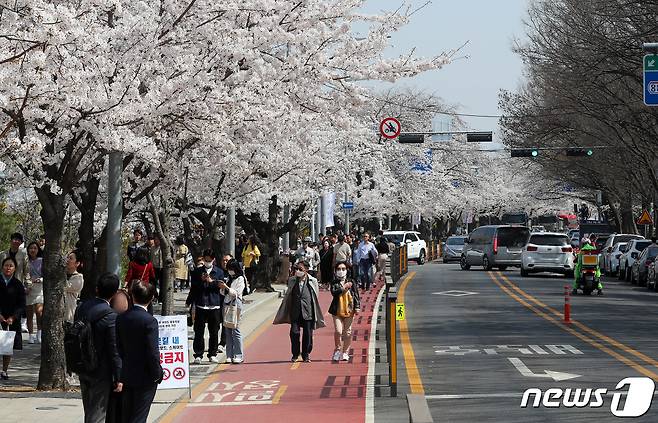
[273,275,326,329]
[64,271,84,322]
[174,244,189,280]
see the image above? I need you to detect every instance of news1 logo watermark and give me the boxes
[521,377,655,417]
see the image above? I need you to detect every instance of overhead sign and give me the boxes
[156,315,190,390]
[644,55,658,106]
[341,202,354,210]
[637,209,654,225]
[395,303,405,321]
[379,117,401,139]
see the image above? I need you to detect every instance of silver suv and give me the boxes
[460,225,531,271]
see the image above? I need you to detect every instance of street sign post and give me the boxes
[341,202,354,210]
[644,55,658,106]
[637,209,654,226]
[380,117,401,139]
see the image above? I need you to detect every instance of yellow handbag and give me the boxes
[337,289,354,318]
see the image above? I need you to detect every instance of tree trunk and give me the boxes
[36,189,68,390]
[148,194,175,315]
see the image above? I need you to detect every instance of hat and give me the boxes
[303,237,312,242]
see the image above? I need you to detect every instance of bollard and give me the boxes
[387,287,398,397]
[564,285,571,324]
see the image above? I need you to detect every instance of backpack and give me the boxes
[64,309,113,376]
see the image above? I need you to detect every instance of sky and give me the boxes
[359,0,530,137]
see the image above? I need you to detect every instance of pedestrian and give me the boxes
[107,287,131,423]
[149,236,163,302]
[65,250,85,323]
[186,249,224,364]
[217,255,233,350]
[25,242,44,344]
[116,280,163,423]
[307,242,321,279]
[1,232,30,285]
[219,259,245,364]
[374,234,390,289]
[328,261,360,362]
[350,235,360,284]
[173,236,189,293]
[74,273,122,423]
[124,247,156,291]
[110,289,131,314]
[319,239,333,288]
[333,234,352,269]
[356,232,378,291]
[273,260,325,363]
[37,235,45,256]
[0,257,25,380]
[241,235,260,288]
[126,229,144,262]
[235,234,247,265]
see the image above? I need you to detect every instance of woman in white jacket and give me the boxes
[64,251,84,323]
[219,259,244,364]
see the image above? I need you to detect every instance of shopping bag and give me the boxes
[223,303,241,329]
[0,330,16,355]
[337,290,354,318]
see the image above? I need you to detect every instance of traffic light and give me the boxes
[511,148,539,157]
[466,132,493,142]
[566,148,594,157]
[398,134,425,143]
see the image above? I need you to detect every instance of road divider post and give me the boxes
[388,286,398,397]
[564,285,571,324]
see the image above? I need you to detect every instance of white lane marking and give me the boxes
[432,290,479,297]
[426,393,521,400]
[508,357,581,382]
[365,286,385,423]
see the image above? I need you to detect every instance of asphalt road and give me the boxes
[384,262,658,422]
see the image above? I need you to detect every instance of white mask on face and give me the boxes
[228,270,236,277]
[336,270,347,279]
[295,270,305,278]
[204,261,213,269]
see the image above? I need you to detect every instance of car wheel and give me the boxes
[460,256,471,270]
[521,267,529,277]
[417,249,426,265]
[482,255,493,271]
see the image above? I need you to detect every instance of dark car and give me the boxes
[631,245,658,286]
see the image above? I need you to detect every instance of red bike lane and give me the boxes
[165,287,382,423]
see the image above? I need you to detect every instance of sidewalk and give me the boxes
[157,284,386,423]
[0,287,284,423]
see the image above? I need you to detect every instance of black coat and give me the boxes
[74,298,122,384]
[116,306,163,388]
[328,277,361,316]
[186,266,225,307]
[0,276,26,320]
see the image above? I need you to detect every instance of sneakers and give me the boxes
[303,357,311,363]
[217,345,225,353]
[291,355,299,363]
[332,350,341,362]
[0,371,8,380]
[209,356,220,364]
[232,355,244,364]
[192,357,202,365]
[342,352,350,361]
[225,358,233,364]
[28,334,36,344]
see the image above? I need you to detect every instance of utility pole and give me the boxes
[316,198,322,240]
[107,152,122,276]
[226,206,236,257]
[282,204,290,252]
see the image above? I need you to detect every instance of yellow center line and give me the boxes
[487,272,658,381]
[496,272,658,370]
[272,385,288,404]
[398,271,425,395]
[158,310,277,423]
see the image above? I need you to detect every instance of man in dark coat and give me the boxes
[117,280,163,423]
[74,272,122,423]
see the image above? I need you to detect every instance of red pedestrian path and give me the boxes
[165,286,382,423]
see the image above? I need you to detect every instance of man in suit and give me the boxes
[74,272,122,423]
[117,280,163,423]
[186,249,225,364]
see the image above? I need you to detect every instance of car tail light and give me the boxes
[493,235,498,254]
[562,247,572,253]
[527,245,538,252]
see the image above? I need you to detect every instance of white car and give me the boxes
[521,232,574,277]
[602,242,627,276]
[619,239,652,281]
[600,234,644,274]
[383,231,427,265]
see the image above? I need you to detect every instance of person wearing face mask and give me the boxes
[186,249,225,364]
[319,239,334,289]
[273,260,325,363]
[328,261,360,362]
[219,259,246,364]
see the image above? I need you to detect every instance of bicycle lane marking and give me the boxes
[167,287,382,423]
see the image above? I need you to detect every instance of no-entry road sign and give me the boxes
[380,117,401,139]
[644,55,658,106]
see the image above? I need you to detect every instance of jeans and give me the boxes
[359,259,374,290]
[225,327,243,360]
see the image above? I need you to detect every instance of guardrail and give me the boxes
[390,244,409,283]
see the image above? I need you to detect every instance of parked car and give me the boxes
[443,236,467,263]
[460,225,531,271]
[383,231,427,265]
[600,234,644,274]
[602,242,627,276]
[520,232,574,277]
[619,240,652,281]
[531,226,546,233]
[570,234,580,249]
[648,259,658,292]
[631,245,658,286]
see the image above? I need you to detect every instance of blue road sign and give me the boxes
[644,55,658,106]
[342,202,354,210]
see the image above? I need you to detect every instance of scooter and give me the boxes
[575,253,600,295]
